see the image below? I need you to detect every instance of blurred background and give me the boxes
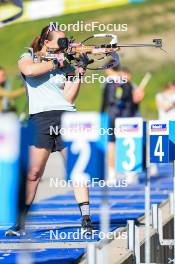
[0,2,175,263]
[0,0,175,118]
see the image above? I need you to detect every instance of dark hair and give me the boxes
[0,66,5,71]
[30,26,55,53]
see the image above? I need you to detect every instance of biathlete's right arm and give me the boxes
[18,56,54,77]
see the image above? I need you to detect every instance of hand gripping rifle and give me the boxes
[41,34,163,70]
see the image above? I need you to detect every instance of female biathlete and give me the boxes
[6,25,93,236]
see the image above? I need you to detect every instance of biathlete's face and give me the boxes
[44,31,66,50]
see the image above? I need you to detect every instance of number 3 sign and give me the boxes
[61,112,108,183]
[115,118,144,173]
[149,120,169,163]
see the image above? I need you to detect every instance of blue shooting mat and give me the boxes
[0,248,85,264]
[43,193,168,202]
[30,199,163,211]
[31,203,100,211]
[26,214,81,224]
[0,163,173,264]
[111,200,162,209]
[0,223,123,243]
[24,209,144,225]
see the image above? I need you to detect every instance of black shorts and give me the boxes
[28,110,66,152]
[108,116,116,143]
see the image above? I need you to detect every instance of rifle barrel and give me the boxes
[117,44,159,48]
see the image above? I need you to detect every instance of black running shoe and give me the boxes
[81,215,94,234]
[5,224,25,237]
[5,205,30,237]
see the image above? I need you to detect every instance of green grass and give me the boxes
[0,0,175,118]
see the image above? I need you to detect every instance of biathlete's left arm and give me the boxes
[63,68,85,104]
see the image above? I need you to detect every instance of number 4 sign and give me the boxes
[149,120,169,163]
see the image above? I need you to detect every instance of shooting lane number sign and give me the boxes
[149,120,169,163]
[115,117,144,173]
[61,112,108,183]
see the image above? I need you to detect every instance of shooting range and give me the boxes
[0,0,175,264]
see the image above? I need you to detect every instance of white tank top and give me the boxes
[19,52,76,115]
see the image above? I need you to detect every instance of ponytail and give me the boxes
[30,25,55,53]
[30,35,42,53]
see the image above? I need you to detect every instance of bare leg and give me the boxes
[107,142,116,181]
[60,148,89,203]
[60,148,93,232]
[26,146,51,205]
[73,185,89,203]
[108,142,115,168]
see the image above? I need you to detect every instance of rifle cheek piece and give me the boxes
[57,38,69,51]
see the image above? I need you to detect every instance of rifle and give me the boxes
[39,34,163,70]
